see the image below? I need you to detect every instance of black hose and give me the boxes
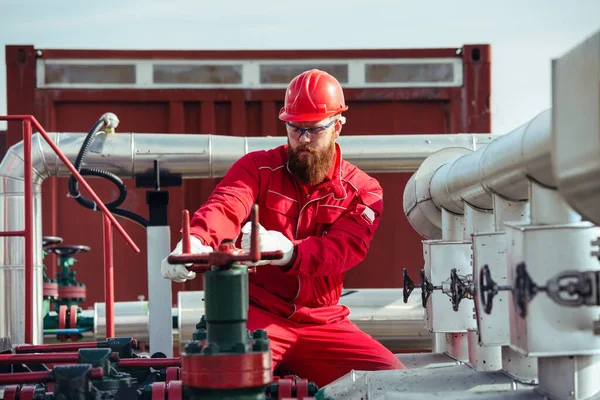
[68,118,149,228]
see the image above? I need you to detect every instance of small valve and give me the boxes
[402,268,442,308]
[479,264,511,314]
[449,269,474,312]
[421,269,441,308]
[481,262,600,318]
[403,268,415,304]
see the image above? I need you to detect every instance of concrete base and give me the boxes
[317,364,537,400]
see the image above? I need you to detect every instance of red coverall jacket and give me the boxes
[189,143,383,325]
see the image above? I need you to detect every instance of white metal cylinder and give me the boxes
[0,186,44,345]
[537,355,600,400]
[467,330,502,371]
[146,226,173,357]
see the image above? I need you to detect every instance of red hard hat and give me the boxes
[278,69,349,122]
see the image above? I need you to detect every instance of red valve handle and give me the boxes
[167,204,283,270]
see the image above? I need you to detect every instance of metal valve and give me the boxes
[421,269,442,308]
[403,268,438,307]
[168,204,283,270]
[449,269,474,311]
[480,262,600,318]
[402,268,442,308]
[403,268,415,304]
[403,267,473,310]
[479,264,511,314]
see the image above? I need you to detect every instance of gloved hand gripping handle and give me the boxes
[168,204,284,271]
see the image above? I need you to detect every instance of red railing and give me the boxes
[0,115,140,344]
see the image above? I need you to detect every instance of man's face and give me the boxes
[286,116,341,185]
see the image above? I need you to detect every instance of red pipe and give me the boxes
[0,352,119,364]
[103,214,115,339]
[15,342,99,353]
[118,357,181,368]
[182,210,190,253]
[0,230,26,236]
[0,353,179,368]
[0,367,104,385]
[23,119,33,345]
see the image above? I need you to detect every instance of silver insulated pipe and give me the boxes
[404,109,554,238]
[0,127,493,345]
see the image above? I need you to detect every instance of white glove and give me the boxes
[161,236,213,283]
[240,222,294,267]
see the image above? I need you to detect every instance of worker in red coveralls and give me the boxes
[161,69,405,387]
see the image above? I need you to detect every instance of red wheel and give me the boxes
[167,380,183,400]
[295,378,309,399]
[151,381,166,400]
[277,378,293,399]
[165,366,179,383]
[58,305,67,342]
[2,385,19,400]
[19,386,36,400]
[69,304,79,341]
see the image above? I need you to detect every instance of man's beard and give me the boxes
[287,136,336,185]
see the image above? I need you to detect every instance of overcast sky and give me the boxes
[1,0,599,133]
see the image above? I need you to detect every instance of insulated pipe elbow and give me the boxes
[404,109,554,239]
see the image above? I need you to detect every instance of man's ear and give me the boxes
[334,119,343,138]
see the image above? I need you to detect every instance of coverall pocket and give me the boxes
[264,190,299,234]
[315,205,345,236]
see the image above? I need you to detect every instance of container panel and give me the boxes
[3,45,491,308]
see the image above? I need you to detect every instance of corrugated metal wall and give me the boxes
[4,45,491,308]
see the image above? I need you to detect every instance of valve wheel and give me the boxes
[296,378,309,399]
[69,304,79,341]
[19,386,36,400]
[166,366,180,383]
[167,380,183,400]
[58,305,68,342]
[450,268,468,312]
[402,268,415,304]
[151,381,166,400]
[44,245,91,257]
[168,205,283,269]
[514,262,538,318]
[420,269,433,308]
[479,265,498,314]
[42,236,63,248]
[2,385,19,400]
[277,378,293,398]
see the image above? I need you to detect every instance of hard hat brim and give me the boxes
[278,107,348,123]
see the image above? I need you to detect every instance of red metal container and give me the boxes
[4,45,491,308]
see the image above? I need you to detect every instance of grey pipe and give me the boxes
[404,109,553,238]
[0,131,493,345]
[430,109,553,214]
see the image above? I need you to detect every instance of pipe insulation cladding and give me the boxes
[404,109,554,239]
[0,132,493,345]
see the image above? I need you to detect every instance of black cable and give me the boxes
[67,118,149,228]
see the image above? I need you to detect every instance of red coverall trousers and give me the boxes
[247,305,403,388]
